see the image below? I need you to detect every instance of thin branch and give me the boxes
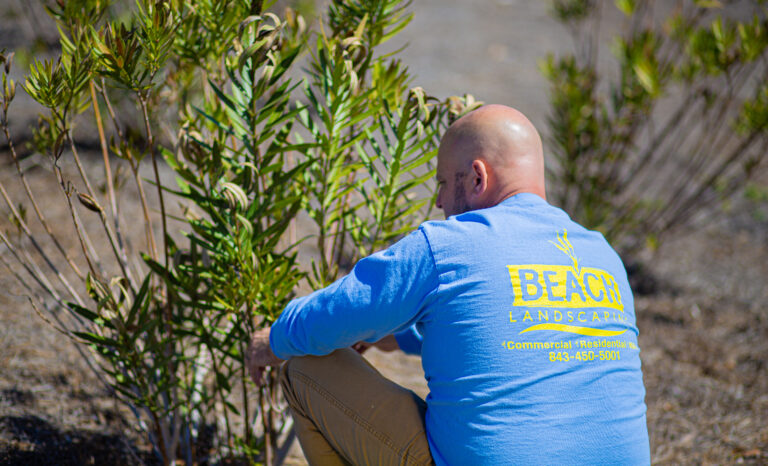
[90,81,126,264]
[99,81,157,265]
[126,147,160,263]
[619,89,700,192]
[240,338,252,450]
[68,136,137,291]
[74,199,107,276]
[27,296,69,336]
[330,168,357,266]
[1,119,84,280]
[658,131,760,234]
[139,95,168,261]
[51,161,100,277]
[259,383,273,466]
[208,339,234,452]
[66,130,99,199]
[0,229,63,304]
[0,180,85,306]
[98,78,125,139]
[680,63,758,182]
[645,64,754,227]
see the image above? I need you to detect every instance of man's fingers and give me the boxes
[373,334,399,352]
[245,342,264,385]
[353,336,399,354]
[352,341,371,354]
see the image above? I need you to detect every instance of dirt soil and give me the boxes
[2,1,768,465]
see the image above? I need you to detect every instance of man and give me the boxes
[246,105,651,465]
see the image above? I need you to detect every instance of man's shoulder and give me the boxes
[417,195,625,272]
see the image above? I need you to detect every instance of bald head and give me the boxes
[435,105,546,217]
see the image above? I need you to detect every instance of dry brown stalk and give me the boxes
[1,122,85,280]
[89,81,129,264]
[98,80,159,263]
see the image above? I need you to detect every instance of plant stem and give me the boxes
[128,147,160,264]
[100,82,159,264]
[661,131,760,234]
[240,338,252,449]
[619,90,699,192]
[90,81,126,263]
[149,408,170,466]
[66,132,99,200]
[49,160,100,277]
[208,340,234,450]
[259,384,273,466]
[137,93,176,409]
[68,136,137,291]
[139,95,169,270]
[97,79,124,139]
[1,117,84,280]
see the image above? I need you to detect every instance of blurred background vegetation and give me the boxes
[544,0,768,256]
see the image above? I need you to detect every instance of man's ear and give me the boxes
[470,159,489,196]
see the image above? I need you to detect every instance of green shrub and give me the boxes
[0,1,477,463]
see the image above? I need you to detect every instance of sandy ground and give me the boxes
[2,1,768,465]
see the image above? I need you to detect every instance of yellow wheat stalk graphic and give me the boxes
[549,229,580,276]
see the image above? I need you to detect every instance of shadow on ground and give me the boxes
[0,414,155,466]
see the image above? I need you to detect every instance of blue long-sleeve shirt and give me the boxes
[270,193,650,465]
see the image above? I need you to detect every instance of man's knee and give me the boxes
[284,348,360,378]
[279,349,355,403]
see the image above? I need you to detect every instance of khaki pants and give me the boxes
[280,348,434,466]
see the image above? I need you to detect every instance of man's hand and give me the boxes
[245,327,284,386]
[352,334,400,354]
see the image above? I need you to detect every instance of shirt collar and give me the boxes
[498,192,547,208]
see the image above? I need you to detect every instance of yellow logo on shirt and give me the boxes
[506,264,622,310]
[506,229,626,337]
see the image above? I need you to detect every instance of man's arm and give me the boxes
[269,228,438,360]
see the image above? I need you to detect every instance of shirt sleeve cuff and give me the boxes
[269,321,291,361]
